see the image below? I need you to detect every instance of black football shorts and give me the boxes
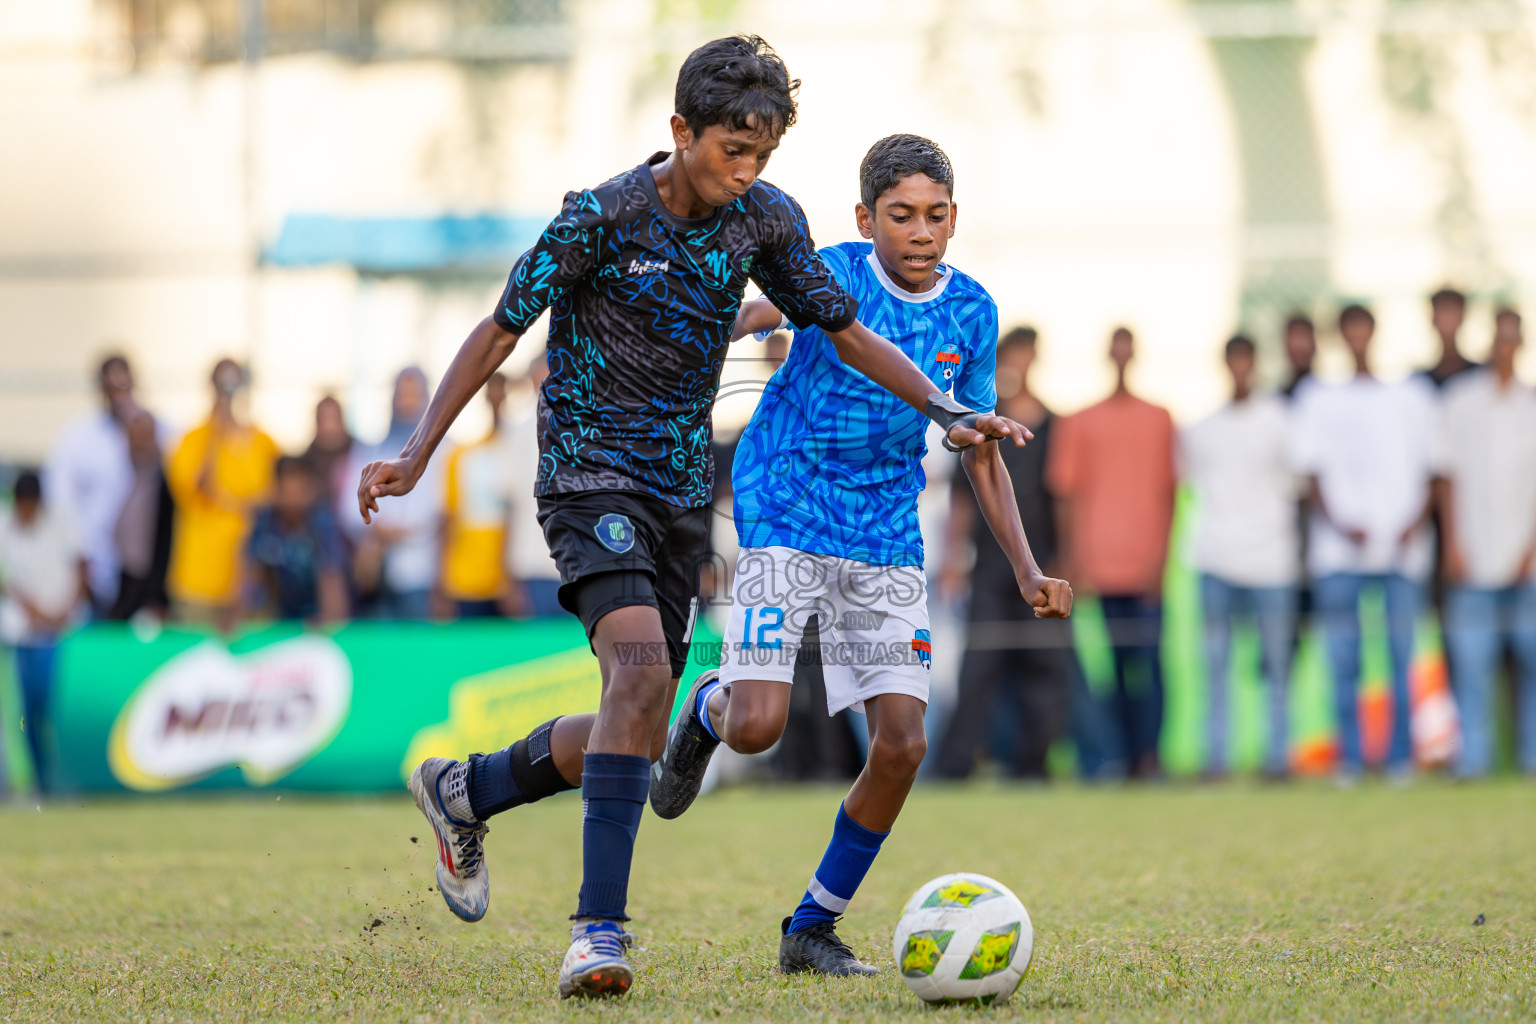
[537,489,710,678]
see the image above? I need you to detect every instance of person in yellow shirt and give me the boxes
[165,359,278,630]
[439,373,517,617]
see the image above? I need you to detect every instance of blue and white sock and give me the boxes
[787,803,889,933]
[694,676,729,742]
[575,752,651,920]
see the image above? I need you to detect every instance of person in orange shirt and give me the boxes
[165,359,278,631]
[439,373,517,617]
[1046,327,1177,779]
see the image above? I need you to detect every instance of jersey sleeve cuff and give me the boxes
[491,305,523,334]
[795,297,859,335]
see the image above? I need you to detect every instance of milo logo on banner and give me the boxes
[107,635,353,791]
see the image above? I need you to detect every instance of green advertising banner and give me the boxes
[41,619,717,794]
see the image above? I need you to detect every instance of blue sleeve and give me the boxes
[246,510,273,563]
[312,509,347,571]
[954,295,998,413]
[748,192,859,334]
[817,244,855,291]
[492,189,606,333]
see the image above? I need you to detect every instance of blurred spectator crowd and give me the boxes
[16,355,560,634]
[2,288,1534,793]
[934,290,1534,786]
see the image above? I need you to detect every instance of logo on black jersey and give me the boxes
[619,248,669,276]
[595,513,636,554]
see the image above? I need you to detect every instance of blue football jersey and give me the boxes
[732,241,999,567]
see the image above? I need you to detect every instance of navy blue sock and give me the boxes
[466,718,576,820]
[575,752,651,920]
[465,748,521,820]
[787,803,889,934]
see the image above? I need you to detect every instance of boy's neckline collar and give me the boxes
[865,248,951,304]
[642,152,723,228]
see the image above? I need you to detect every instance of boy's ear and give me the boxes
[670,114,693,152]
[855,202,875,239]
[948,200,959,238]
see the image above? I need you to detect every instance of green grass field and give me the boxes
[2,781,1532,1022]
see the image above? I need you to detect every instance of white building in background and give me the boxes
[1,0,1534,460]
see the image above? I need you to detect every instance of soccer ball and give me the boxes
[892,872,1033,1006]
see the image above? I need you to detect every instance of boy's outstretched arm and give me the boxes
[961,441,1073,618]
[830,320,1031,450]
[738,299,1031,451]
[357,316,521,523]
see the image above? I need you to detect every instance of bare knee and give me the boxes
[604,664,673,728]
[723,706,784,755]
[870,726,928,779]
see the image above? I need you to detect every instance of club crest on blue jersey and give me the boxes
[936,349,962,384]
[595,513,636,553]
[911,629,932,670]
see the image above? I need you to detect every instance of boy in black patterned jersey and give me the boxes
[356,34,1028,1000]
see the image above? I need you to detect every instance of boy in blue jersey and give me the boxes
[356,43,1030,999]
[649,135,1074,975]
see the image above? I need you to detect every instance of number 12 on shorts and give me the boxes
[741,606,784,650]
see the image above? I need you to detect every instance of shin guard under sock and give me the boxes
[466,717,578,820]
[575,752,651,920]
[787,803,889,933]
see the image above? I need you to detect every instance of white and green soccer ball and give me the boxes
[892,872,1034,1006]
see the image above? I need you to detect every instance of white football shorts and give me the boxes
[718,545,932,714]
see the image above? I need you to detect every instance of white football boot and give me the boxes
[558,918,636,999]
[408,757,490,922]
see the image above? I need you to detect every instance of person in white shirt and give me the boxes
[44,355,167,612]
[0,471,89,794]
[344,367,443,619]
[1290,305,1440,782]
[1440,309,1536,778]
[1183,335,1299,779]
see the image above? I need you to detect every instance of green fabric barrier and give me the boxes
[0,650,27,791]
